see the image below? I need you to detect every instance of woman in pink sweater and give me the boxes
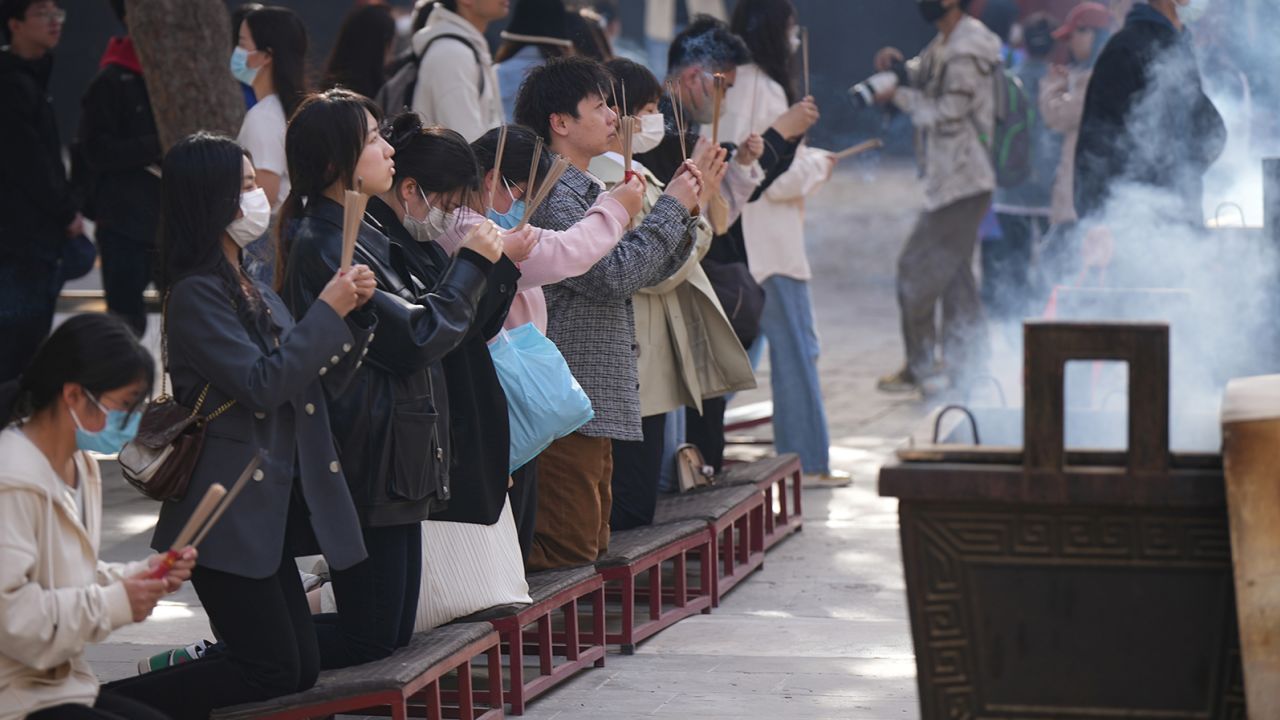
[432,125,645,332]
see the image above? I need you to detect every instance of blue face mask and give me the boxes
[230,46,260,86]
[487,200,525,230]
[70,391,141,455]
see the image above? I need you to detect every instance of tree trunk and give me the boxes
[127,0,245,151]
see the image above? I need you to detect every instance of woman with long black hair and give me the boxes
[277,89,503,668]
[0,314,186,720]
[233,5,309,282]
[721,0,847,487]
[104,132,375,719]
[323,3,396,100]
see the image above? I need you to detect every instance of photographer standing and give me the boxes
[873,0,1000,395]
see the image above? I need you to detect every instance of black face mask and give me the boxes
[917,0,949,25]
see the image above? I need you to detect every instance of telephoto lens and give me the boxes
[848,61,909,109]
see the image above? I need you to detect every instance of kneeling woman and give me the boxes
[107,133,375,719]
[278,89,503,667]
[0,315,191,720]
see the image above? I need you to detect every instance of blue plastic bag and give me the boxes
[489,323,594,473]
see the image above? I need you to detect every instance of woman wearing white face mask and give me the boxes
[590,58,755,531]
[103,133,377,719]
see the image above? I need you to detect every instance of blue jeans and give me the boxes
[754,275,831,474]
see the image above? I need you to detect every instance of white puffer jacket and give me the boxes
[0,427,148,720]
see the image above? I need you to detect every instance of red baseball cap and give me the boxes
[1052,2,1111,39]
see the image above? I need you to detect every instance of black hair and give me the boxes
[669,15,751,81]
[382,111,482,212]
[729,0,795,104]
[108,0,125,23]
[160,132,279,342]
[230,2,263,50]
[568,9,612,62]
[592,0,618,26]
[278,88,383,287]
[1,0,42,41]
[602,57,661,116]
[473,125,553,197]
[244,6,310,119]
[980,0,1018,43]
[514,56,614,144]
[324,3,396,99]
[0,313,154,427]
[494,0,572,64]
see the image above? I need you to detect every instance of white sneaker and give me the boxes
[802,470,852,489]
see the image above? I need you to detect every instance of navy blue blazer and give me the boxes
[151,273,373,579]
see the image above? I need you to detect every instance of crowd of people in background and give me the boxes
[0,0,1241,717]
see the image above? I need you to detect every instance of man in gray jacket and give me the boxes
[874,0,1000,394]
[514,56,703,570]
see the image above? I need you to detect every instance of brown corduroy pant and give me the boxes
[527,432,613,571]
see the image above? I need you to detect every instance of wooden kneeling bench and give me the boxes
[454,566,605,715]
[717,453,804,550]
[596,520,714,654]
[653,484,765,607]
[209,622,503,720]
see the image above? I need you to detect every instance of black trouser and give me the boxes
[0,254,59,383]
[314,522,421,669]
[97,225,155,337]
[106,530,319,720]
[685,396,727,473]
[609,413,667,531]
[509,459,538,564]
[982,213,1048,322]
[28,690,170,720]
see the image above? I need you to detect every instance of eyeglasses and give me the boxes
[28,7,66,24]
[85,390,140,431]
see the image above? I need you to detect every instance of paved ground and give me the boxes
[86,160,942,718]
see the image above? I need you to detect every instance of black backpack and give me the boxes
[986,62,1036,188]
[375,34,485,115]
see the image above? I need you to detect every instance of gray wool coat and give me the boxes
[150,273,373,579]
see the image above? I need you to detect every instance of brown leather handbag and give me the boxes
[675,443,716,493]
[118,296,234,501]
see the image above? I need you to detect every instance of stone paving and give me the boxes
[86,161,942,718]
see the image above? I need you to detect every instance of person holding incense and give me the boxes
[717,0,848,488]
[362,114,531,626]
[105,133,374,718]
[590,56,755,530]
[277,89,503,670]
[513,55,704,570]
[469,123,644,561]
[0,313,193,720]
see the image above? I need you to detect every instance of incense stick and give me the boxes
[340,177,367,273]
[517,157,569,229]
[801,26,811,98]
[190,453,264,548]
[750,67,760,132]
[831,138,884,160]
[711,73,724,147]
[147,482,227,579]
[527,135,543,205]
[621,116,635,176]
[488,124,508,212]
[667,81,688,161]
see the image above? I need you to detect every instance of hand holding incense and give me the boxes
[147,453,265,580]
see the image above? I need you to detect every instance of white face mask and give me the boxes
[631,113,666,154]
[402,186,450,244]
[227,187,271,248]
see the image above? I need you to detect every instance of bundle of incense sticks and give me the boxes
[340,177,368,272]
[620,115,636,178]
[666,80,688,161]
[488,124,509,212]
[517,157,569,230]
[831,138,884,161]
[801,26,811,98]
[147,453,264,579]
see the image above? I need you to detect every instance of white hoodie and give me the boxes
[411,5,503,143]
[0,427,148,719]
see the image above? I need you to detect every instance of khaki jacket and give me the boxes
[0,428,146,720]
[1039,66,1092,225]
[589,154,756,417]
[894,15,1002,212]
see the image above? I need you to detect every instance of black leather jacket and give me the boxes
[280,197,492,527]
